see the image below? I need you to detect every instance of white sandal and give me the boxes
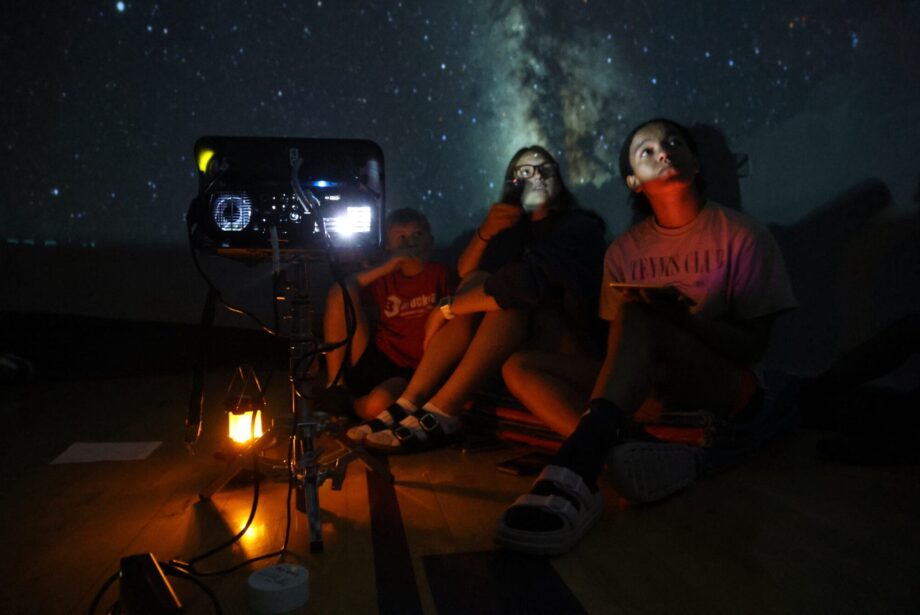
[494,465,603,556]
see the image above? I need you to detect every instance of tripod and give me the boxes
[199,256,392,553]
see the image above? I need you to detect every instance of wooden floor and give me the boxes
[1,366,919,614]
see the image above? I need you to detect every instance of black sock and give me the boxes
[552,398,630,492]
[504,399,630,534]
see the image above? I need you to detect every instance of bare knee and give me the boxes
[502,351,540,388]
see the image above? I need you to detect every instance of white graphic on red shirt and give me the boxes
[383,293,438,319]
[384,295,401,318]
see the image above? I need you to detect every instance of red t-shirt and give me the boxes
[366,262,454,369]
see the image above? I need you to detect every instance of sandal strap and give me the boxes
[508,493,579,528]
[417,411,445,436]
[391,412,451,450]
[393,424,418,444]
[361,405,415,434]
[533,465,594,510]
[387,404,410,423]
[365,418,389,432]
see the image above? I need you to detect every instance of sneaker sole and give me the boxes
[606,442,699,503]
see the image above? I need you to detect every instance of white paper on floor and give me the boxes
[51,441,162,464]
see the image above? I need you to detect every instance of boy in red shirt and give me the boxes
[320,208,453,419]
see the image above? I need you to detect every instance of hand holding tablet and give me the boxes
[608,281,696,309]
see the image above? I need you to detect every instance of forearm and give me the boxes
[450,277,501,314]
[353,261,396,288]
[457,231,489,278]
[425,276,500,345]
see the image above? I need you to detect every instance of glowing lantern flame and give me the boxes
[228,409,263,444]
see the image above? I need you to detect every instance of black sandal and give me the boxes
[363,411,461,454]
[345,403,416,443]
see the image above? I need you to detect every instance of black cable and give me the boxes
[86,564,226,615]
[186,287,217,447]
[161,564,223,614]
[87,569,119,615]
[186,217,279,337]
[324,255,358,389]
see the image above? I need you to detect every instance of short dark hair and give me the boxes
[385,208,431,234]
[618,118,704,221]
[500,145,579,212]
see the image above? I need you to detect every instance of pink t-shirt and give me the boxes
[366,262,453,369]
[600,202,796,327]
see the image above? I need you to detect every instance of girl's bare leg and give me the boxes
[502,351,600,438]
[427,308,528,415]
[398,313,479,406]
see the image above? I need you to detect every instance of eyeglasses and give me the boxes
[513,162,557,180]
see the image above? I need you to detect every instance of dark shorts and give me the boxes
[344,341,415,397]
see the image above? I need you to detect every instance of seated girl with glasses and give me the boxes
[347,145,607,454]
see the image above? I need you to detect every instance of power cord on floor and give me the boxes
[87,558,224,615]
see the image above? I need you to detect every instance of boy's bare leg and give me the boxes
[323,279,370,388]
[502,351,600,438]
[354,377,408,420]
[427,308,528,415]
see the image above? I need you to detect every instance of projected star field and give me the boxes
[1,0,917,247]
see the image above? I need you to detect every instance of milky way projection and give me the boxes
[1,1,916,246]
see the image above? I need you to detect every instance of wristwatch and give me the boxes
[438,295,456,320]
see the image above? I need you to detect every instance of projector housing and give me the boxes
[188,136,384,255]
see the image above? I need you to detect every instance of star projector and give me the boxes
[187,137,384,256]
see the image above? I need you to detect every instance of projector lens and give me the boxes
[324,206,372,237]
[212,192,253,232]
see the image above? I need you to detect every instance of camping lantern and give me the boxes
[228,397,265,444]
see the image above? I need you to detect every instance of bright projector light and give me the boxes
[212,192,253,232]
[324,206,372,236]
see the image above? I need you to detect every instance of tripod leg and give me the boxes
[199,454,245,500]
[199,430,278,500]
[305,465,323,552]
[331,434,394,483]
